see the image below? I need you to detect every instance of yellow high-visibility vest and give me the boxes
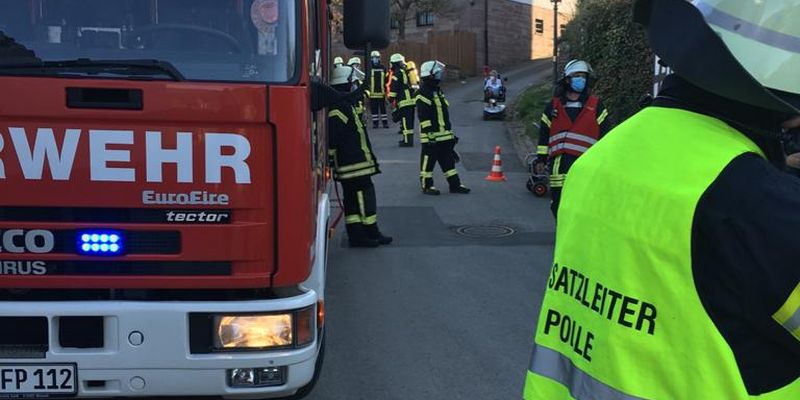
[524,107,800,399]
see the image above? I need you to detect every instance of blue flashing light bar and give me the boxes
[78,230,124,256]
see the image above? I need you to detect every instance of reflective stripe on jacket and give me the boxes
[370,66,387,98]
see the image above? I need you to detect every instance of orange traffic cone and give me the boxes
[485,146,507,182]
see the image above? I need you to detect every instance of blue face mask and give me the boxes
[570,76,587,92]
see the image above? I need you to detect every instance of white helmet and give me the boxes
[330,65,365,86]
[347,57,361,67]
[564,59,593,78]
[333,56,344,66]
[390,53,405,64]
[370,50,381,58]
[420,60,446,80]
[634,0,800,114]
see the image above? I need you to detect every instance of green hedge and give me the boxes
[561,0,653,125]
[515,83,554,140]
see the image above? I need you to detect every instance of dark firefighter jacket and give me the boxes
[369,63,388,99]
[328,100,379,180]
[416,82,455,144]
[389,66,414,108]
[654,75,800,393]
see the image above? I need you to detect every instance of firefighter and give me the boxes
[368,50,390,129]
[416,60,470,195]
[523,1,800,399]
[328,65,393,248]
[347,56,367,122]
[535,59,611,218]
[389,53,416,147]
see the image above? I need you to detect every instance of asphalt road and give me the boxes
[307,60,555,400]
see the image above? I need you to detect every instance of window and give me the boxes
[0,0,299,83]
[390,18,400,30]
[535,19,544,34]
[416,11,435,27]
[560,24,567,36]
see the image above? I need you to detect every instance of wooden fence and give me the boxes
[384,30,478,78]
[331,30,478,78]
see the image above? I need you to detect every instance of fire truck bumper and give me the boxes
[0,290,321,399]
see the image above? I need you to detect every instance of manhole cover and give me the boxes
[454,225,516,238]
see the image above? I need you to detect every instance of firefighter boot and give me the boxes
[450,185,471,194]
[346,224,380,248]
[365,224,393,245]
[422,186,441,196]
[448,176,471,194]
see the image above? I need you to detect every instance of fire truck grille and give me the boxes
[41,261,231,276]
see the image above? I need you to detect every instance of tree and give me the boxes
[330,0,454,41]
[391,0,416,40]
[330,0,343,34]
[561,0,653,125]
[392,0,453,40]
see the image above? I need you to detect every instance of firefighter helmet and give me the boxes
[333,56,344,66]
[390,53,405,64]
[371,50,381,58]
[564,60,593,77]
[420,60,446,80]
[330,65,365,86]
[635,0,800,114]
[347,57,361,67]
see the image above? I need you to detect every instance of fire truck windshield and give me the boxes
[0,0,297,82]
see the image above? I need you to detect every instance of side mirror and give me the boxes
[344,0,390,49]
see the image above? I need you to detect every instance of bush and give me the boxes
[515,83,554,141]
[561,0,653,125]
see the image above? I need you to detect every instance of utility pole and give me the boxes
[484,0,489,68]
[552,0,560,86]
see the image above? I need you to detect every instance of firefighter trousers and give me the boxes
[550,186,562,219]
[370,98,389,128]
[547,154,575,219]
[340,176,380,240]
[398,106,415,145]
[420,141,462,190]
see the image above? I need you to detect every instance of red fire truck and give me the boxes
[0,0,386,398]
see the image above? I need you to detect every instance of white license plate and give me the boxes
[0,364,77,398]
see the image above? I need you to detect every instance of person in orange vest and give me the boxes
[535,59,611,218]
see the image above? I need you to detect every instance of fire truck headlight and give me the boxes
[214,314,293,349]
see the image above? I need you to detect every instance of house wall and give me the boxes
[332,0,573,75]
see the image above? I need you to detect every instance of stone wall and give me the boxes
[483,0,532,69]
